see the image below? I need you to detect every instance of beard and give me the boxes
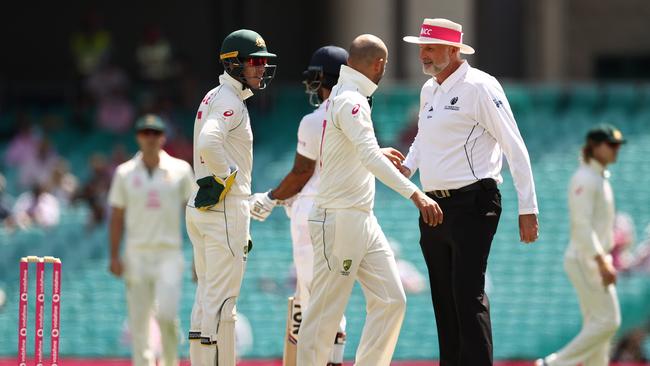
[422,55,450,76]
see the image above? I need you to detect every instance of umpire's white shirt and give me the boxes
[403,61,538,214]
[189,72,254,203]
[108,150,194,249]
[316,65,418,211]
[295,102,325,198]
[566,159,615,259]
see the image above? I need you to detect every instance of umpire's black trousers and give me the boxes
[419,179,502,366]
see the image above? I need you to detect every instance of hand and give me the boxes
[399,166,411,178]
[109,257,123,277]
[519,214,539,244]
[595,255,617,286]
[381,147,405,170]
[410,190,443,227]
[249,191,277,221]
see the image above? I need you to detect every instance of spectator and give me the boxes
[48,159,79,207]
[75,153,112,229]
[136,25,175,83]
[611,212,636,271]
[13,184,60,229]
[70,11,112,77]
[19,139,58,190]
[4,112,39,168]
[0,174,14,226]
[85,59,130,102]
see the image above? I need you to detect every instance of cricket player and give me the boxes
[108,114,195,366]
[296,34,442,366]
[537,124,624,366]
[185,29,276,366]
[249,45,349,366]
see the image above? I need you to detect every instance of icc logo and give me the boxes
[451,97,458,105]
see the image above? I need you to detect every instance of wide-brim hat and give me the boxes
[403,18,475,55]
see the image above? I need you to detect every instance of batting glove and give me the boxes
[249,191,278,221]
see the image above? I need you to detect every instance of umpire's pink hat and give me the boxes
[403,18,475,55]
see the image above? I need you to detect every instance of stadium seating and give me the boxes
[1,83,649,360]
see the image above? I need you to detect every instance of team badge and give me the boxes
[341,259,352,275]
[255,37,266,48]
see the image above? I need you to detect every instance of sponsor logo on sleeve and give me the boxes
[224,109,234,117]
[351,104,361,115]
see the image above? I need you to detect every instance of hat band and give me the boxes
[420,24,462,43]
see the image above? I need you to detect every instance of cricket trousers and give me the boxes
[419,182,502,366]
[297,207,406,366]
[543,255,621,366]
[125,248,184,366]
[185,195,250,366]
[289,196,346,363]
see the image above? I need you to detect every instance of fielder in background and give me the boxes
[185,29,276,366]
[537,125,625,366]
[401,18,539,365]
[108,114,195,366]
[249,45,349,366]
[296,34,443,366]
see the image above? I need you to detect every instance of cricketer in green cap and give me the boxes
[586,123,626,145]
[220,29,277,90]
[135,114,166,133]
[583,123,625,165]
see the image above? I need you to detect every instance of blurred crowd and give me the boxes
[0,11,198,232]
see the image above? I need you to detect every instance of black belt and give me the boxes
[426,178,496,199]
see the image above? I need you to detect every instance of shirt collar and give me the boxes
[435,61,469,93]
[219,72,254,101]
[134,150,172,171]
[585,158,609,178]
[338,65,378,97]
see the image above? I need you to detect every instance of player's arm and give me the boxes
[338,99,443,226]
[270,153,315,200]
[109,207,125,277]
[477,82,539,242]
[197,115,232,178]
[249,154,314,221]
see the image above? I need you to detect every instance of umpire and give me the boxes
[401,18,539,365]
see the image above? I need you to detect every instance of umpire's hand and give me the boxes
[411,190,443,227]
[519,214,539,244]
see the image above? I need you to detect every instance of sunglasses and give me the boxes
[245,57,268,67]
[137,129,163,136]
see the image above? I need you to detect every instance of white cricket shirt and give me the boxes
[295,102,326,197]
[108,150,194,249]
[403,61,538,214]
[189,72,254,204]
[566,159,615,259]
[316,65,418,211]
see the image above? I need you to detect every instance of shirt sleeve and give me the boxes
[296,115,320,161]
[569,175,605,258]
[181,162,195,200]
[476,81,539,215]
[196,105,242,178]
[107,168,126,209]
[336,98,418,199]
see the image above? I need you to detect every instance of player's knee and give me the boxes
[600,315,620,337]
[157,303,179,323]
[386,292,407,314]
[220,296,237,324]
